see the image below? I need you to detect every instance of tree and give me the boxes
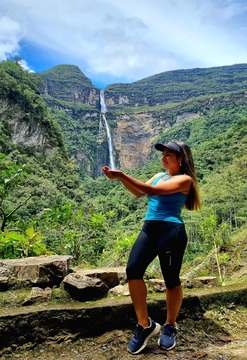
[0,155,33,231]
[199,214,231,285]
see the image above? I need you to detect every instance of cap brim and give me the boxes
[154,143,165,152]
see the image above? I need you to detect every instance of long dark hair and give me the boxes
[176,141,201,210]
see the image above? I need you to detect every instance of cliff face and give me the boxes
[0,99,63,160]
[0,99,62,157]
[0,60,67,160]
[112,111,200,169]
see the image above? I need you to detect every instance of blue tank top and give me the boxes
[145,173,187,224]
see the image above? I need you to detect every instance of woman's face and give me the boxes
[162,149,180,170]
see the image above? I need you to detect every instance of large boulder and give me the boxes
[61,273,109,301]
[0,255,73,288]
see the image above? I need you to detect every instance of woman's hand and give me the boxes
[102,166,123,179]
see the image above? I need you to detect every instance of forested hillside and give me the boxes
[105,63,247,106]
[0,59,246,285]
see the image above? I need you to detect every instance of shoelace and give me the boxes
[163,324,177,338]
[133,324,147,339]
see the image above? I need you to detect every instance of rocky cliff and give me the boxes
[0,60,65,158]
[96,90,247,170]
[112,110,200,169]
[0,99,62,156]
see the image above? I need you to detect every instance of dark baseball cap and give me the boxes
[155,142,182,154]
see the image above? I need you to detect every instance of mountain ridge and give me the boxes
[36,62,247,108]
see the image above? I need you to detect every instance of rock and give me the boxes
[108,284,129,296]
[0,276,9,291]
[193,276,220,288]
[0,264,11,290]
[182,276,221,289]
[148,279,166,292]
[74,267,126,289]
[0,264,11,277]
[231,264,247,279]
[23,287,52,306]
[0,255,73,287]
[182,279,194,289]
[61,273,109,301]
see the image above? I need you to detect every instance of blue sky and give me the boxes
[0,0,247,88]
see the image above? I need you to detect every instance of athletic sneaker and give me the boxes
[127,317,161,355]
[157,323,178,350]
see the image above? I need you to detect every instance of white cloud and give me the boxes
[0,0,247,84]
[0,16,23,59]
[18,59,34,72]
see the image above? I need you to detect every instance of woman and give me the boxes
[102,141,201,355]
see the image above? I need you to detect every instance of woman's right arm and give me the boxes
[102,166,161,198]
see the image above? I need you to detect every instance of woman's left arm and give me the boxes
[102,166,192,195]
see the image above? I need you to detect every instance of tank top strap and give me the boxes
[152,173,168,185]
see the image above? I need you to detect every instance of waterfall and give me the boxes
[96,116,103,177]
[100,90,107,113]
[99,90,115,170]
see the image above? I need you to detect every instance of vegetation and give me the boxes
[37,64,96,102]
[0,59,246,285]
[105,63,247,106]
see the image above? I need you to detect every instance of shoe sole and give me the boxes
[127,322,161,355]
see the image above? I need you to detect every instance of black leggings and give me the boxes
[126,220,188,289]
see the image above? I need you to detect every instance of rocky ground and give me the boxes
[1,305,247,360]
[1,255,247,360]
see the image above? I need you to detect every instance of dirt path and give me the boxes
[1,305,247,360]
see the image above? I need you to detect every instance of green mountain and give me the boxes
[37,64,97,103]
[105,63,247,106]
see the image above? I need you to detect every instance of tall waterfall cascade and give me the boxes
[99,90,115,170]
